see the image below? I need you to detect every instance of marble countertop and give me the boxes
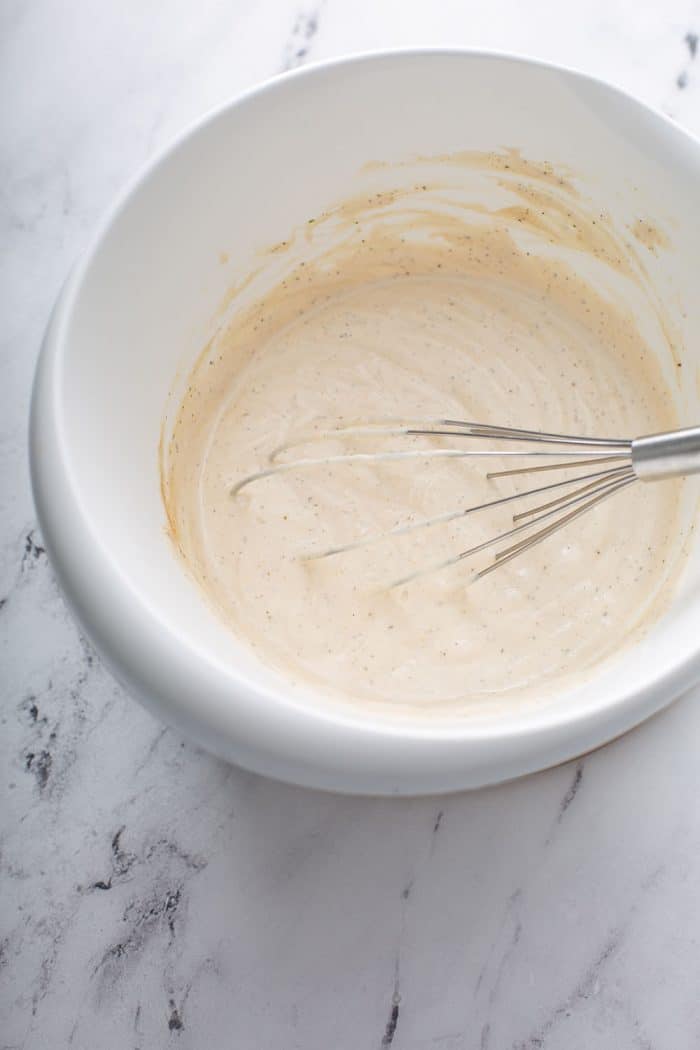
[3,2,700,1047]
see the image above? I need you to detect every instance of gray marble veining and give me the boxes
[3,1,700,1047]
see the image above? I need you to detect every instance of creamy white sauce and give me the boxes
[164,154,685,712]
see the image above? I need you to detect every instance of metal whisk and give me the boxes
[230,421,700,585]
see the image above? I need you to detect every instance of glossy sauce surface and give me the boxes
[164,157,684,712]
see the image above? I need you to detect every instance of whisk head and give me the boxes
[229,419,637,585]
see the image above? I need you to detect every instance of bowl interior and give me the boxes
[54,52,700,735]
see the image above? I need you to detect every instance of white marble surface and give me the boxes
[3,1,700,1046]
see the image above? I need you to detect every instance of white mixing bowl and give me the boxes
[30,51,700,795]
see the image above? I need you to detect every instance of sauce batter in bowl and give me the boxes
[163,153,687,714]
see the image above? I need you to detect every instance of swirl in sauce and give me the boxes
[163,153,688,713]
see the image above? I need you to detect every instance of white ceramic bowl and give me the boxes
[30,51,700,795]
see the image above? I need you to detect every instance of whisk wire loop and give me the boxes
[228,419,700,584]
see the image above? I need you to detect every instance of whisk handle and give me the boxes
[632,426,700,481]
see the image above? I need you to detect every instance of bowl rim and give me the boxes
[30,46,700,782]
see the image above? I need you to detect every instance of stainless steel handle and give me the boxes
[632,425,700,481]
